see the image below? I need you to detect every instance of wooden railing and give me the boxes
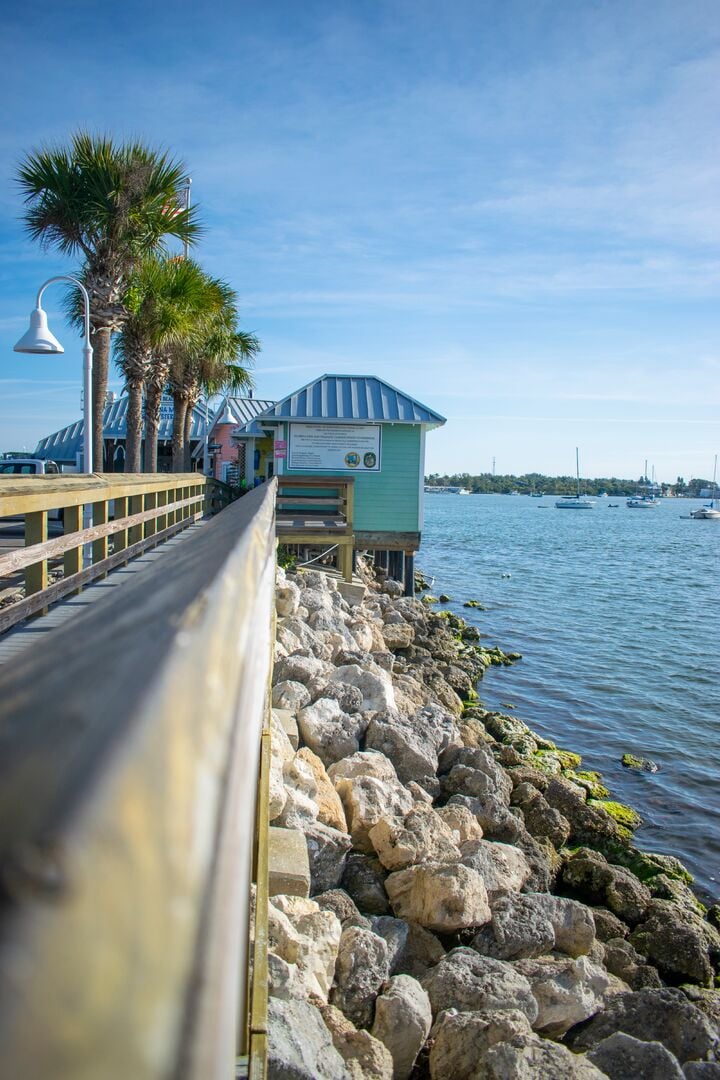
[0,473,233,634]
[0,479,277,1080]
[275,475,355,580]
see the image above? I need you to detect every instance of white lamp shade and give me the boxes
[14,307,64,354]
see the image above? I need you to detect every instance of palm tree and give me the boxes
[167,282,259,472]
[114,256,209,472]
[17,132,200,469]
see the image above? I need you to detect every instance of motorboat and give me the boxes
[556,449,595,509]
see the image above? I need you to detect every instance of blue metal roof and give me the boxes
[252,374,446,427]
[35,395,209,461]
[214,395,276,427]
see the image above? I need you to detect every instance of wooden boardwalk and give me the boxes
[0,521,206,666]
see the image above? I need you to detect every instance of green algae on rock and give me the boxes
[622,753,660,773]
[463,599,487,609]
[589,800,643,831]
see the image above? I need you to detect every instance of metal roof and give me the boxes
[213,396,276,428]
[35,395,209,461]
[251,375,446,427]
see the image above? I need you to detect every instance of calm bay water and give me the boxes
[418,494,720,901]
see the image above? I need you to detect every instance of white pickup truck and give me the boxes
[0,458,63,520]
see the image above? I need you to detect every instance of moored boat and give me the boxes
[556,449,595,509]
[691,455,720,519]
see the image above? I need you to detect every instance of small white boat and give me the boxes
[691,455,720,519]
[627,461,660,507]
[556,449,595,509]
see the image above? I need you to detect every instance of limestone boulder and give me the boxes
[591,906,630,942]
[382,621,415,651]
[441,762,513,806]
[316,682,364,714]
[371,916,445,979]
[392,674,432,715]
[273,680,312,712]
[368,803,462,871]
[630,899,720,988]
[267,997,351,1079]
[333,773,415,855]
[341,854,391,916]
[305,820,353,895]
[371,975,432,1079]
[328,750,399,784]
[297,697,368,767]
[586,1032,684,1080]
[315,888,372,932]
[276,579,302,618]
[274,653,333,687]
[435,803,484,845]
[512,782,572,848]
[329,663,396,713]
[481,1036,608,1079]
[513,955,612,1038]
[296,747,347,831]
[446,793,524,843]
[421,948,538,1024]
[603,937,663,989]
[320,1005,394,1080]
[364,711,439,789]
[460,839,532,900]
[268,895,342,1002]
[471,893,556,961]
[429,1008,535,1080]
[330,926,390,1029]
[560,848,652,926]
[385,863,491,933]
[565,986,720,1064]
[280,615,326,656]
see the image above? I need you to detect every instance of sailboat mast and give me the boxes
[576,447,580,497]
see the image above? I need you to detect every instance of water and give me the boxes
[418,494,720,902]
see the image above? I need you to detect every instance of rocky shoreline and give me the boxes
[266,557,720,1079]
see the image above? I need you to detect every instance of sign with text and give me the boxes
[288,423,381,472]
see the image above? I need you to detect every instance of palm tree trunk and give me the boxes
[183,397,195,472]
[91,326,112,471]
[144,384,162,473]
[124,381,144,472]
[171,393,189,472]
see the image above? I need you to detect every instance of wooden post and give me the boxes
[92,500,108,566]
[24,510,48,597]
[128,495,144,545]
[156,489,168,537]
[63,504,83,583]
[344,480,354,531]
[404,551,415,597]
[338,542,353,583]
[144,492,158,540]
[113,497,129,555]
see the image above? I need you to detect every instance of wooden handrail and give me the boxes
[0,472,209,516]
[0,479,277,1079]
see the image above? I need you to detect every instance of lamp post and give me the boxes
[14,275,94,473]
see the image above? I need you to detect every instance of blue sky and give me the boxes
[1,0,719,481]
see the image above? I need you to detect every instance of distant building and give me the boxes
[34,394,209,471]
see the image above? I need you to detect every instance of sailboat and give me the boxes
[691,455,720,520]
[555,449,595,509]
[627,461,660,507]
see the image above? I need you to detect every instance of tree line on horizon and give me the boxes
[425,472,713,496]
[17,132,259,472]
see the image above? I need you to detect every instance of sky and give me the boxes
[0,0,719,481]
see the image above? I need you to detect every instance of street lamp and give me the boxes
[14,275,93,473]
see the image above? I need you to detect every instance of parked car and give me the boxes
[0,458,63,520]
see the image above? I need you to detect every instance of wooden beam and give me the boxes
[354,531,420,551]
[0,480,277,1079]
[63,505,83,581]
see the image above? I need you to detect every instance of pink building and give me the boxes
[194,396,275,483]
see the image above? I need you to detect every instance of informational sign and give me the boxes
[288,423,381,472]
[274,439,287,450]
[274,447,287,458]
[159,393,174,421]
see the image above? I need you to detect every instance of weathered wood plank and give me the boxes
[63,505,83,582]
[92,500,108,566]
[354,531,421,551]
[0,473,208,517]
[0,496,203,578]
[0,480,277,1080]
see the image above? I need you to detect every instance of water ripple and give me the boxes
[420,495,720,901]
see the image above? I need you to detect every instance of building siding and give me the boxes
[282,423,421,532]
